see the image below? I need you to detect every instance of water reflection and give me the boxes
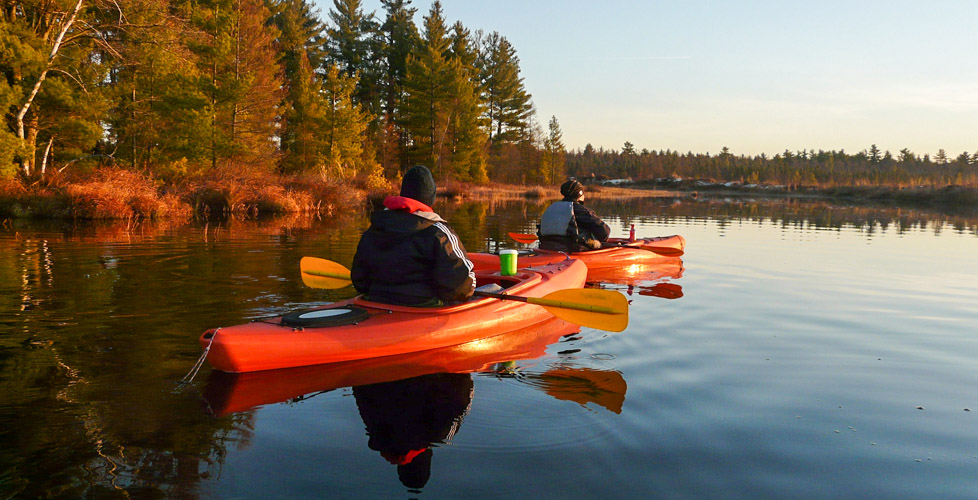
[497,365,628,414]
[354,373,472,490]
[586,257,684,285]
[4,195,977,498]
[587,195,978,236]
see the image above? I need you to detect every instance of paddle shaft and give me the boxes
[474,290,616,314]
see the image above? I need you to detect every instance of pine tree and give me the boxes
[543,115,565,184]
[272,0,327,172]
[898,148,916,163]
[280,54,324,173]
[954,151,970,165]
[476,32,532,150]
[319,64,374,180]
[184,0,284,170]
[325,0,381,120]
[868,144,881,164]
[376,0,420,176]
[107,0,200,171]
[445,21,487,182]
[400,3,486,182]
[400,1,455,176]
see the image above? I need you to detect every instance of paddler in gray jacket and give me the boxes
[538,179,611,252]
[351,165,475,306]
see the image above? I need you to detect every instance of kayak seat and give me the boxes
[280,306,371,328]
[474,283,504,294]
[474,275,519,291]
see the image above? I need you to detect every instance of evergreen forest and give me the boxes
[2,0,562,187]
[2,0,976,217]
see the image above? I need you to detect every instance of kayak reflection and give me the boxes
[202,316,629,490]
[584,256,684,287]
[202,316,630,416]
[581,256,684,301]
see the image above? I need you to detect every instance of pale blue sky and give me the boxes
[324,0,978,157]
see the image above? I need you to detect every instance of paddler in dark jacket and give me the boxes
[351,165,475,306]
[538,179,611,252]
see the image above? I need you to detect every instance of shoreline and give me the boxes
[625,178,978,213]
[2,170,975,220]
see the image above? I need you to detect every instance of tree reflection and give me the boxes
[591,196,978,236]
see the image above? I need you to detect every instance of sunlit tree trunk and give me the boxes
[14,0,85,177]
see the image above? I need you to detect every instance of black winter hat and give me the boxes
[400,165,436,206]
[560,179,584,201]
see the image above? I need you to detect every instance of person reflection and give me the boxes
[353,372,473,490]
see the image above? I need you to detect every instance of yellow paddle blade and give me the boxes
[300,256,352,289]
[508,232,539,244]
[529,288,629,332]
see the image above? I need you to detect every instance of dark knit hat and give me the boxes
[560,179,584,201]
[400,165,436,206]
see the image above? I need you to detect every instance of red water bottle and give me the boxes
[629,224,636,242]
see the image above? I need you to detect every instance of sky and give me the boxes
[317,0,978,158]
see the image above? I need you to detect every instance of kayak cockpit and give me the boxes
[352,266,545,314]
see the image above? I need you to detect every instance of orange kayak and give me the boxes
[203,316,582,415]
[470,235,686,272]
[199,259,588,373]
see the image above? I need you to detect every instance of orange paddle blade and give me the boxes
[508,232,539,244]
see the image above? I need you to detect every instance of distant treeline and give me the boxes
[1,0,565,185]
[567,144,978,189]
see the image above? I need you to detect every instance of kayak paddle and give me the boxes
[299,256,629,332]
[299,256,356,289]
[508,232,539,244]
[473,288,628,332]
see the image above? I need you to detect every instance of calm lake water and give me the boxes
[2,195,978,499]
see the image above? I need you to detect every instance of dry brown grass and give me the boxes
[65,168,190,219]
[1,169,684,220]
[282,172,370,216]
[189,169,374,216]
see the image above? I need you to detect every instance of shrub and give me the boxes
[65,168,190,219]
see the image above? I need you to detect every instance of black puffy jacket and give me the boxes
[352,197,475,306]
